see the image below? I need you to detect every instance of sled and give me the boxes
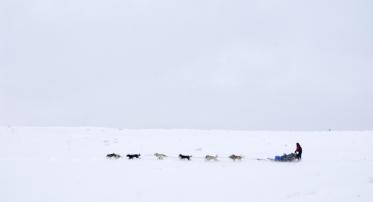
[266,153,299,162]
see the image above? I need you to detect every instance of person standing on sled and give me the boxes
[295,143,302,160]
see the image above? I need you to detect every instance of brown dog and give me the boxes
[106,153,121,159]
[229,154,243,161]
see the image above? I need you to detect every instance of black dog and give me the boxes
[126,154,141,159]
[179,154,192,160]
[106,153,121,159]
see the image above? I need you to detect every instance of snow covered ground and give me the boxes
[0,127,372,202]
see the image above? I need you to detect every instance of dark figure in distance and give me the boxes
[295,143,302,160]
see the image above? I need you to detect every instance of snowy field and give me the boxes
[0,127,372,202]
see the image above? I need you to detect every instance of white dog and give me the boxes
[154,153,168,160]
[205,155,218,161]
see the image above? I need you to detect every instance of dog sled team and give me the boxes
[106,152,242,161]
[107,143,303,162]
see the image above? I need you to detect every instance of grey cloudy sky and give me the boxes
[1,0,372,130]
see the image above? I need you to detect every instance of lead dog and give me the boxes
[154,153,167,160]
[179,154,192,160]
[205,155,218,161]
[126,154,141,159]
[106,153,121,159]
[229,154,243,161]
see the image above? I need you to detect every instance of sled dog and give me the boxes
[205,155,218,161]
[179,154,192,160]
[229,154,243,161]
[154,153,167,160]
[126,154,141,159]
[106,153,121,159]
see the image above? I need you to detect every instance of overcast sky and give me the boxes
[0,0,372,130]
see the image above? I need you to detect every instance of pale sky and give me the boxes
[1,0,372,130]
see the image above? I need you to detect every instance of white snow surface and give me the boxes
[0,127,372,202]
